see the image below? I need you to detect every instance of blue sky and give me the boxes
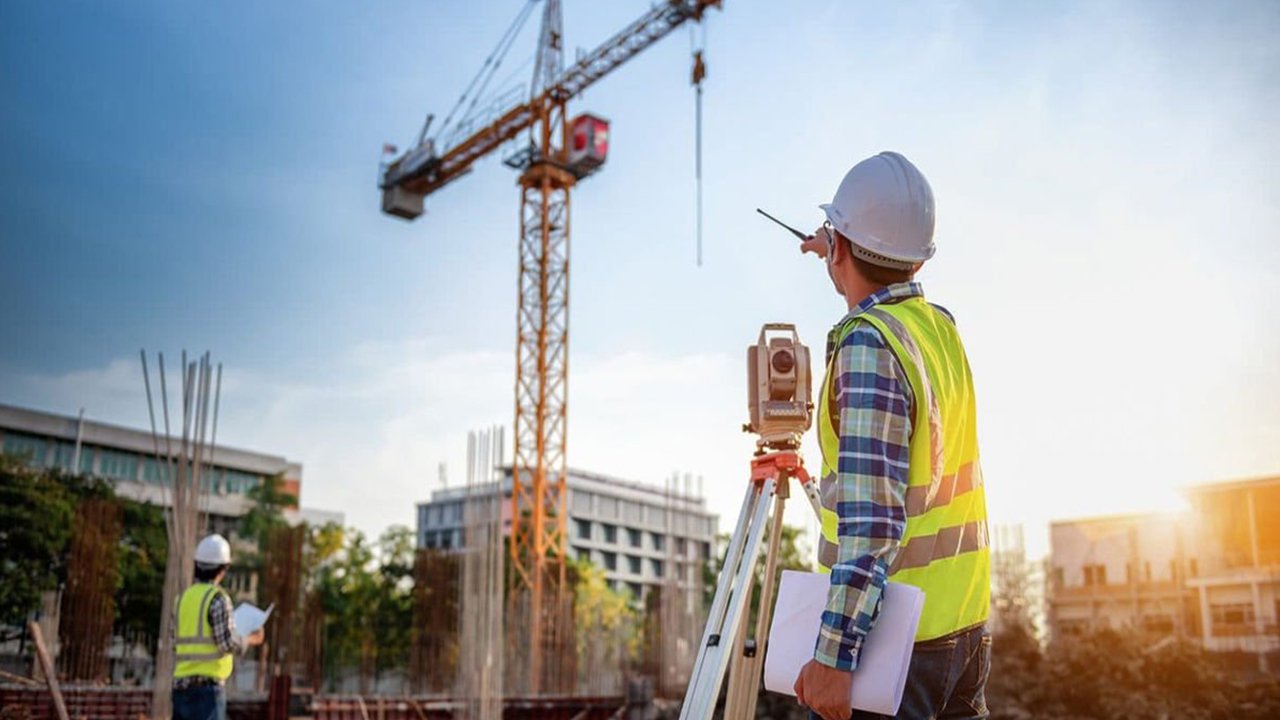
[2,0,1277,557]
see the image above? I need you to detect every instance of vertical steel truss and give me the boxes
[512,100,573,694]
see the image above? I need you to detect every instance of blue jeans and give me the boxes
[815,624,991,720]
[172,683,226,720]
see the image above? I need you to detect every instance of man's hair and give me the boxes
[194,562,229,583]
[838,235,915,286]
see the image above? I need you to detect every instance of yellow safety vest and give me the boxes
[173,582,234,681]
[817,295,990,641]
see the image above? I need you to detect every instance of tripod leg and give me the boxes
[722,562,757,717]
[725,488,789,719]
[680,479,777,720]
[680,482,758,719]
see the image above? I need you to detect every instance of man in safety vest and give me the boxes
[793,152,991,720]
[172,533,264,720]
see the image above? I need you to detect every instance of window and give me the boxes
[624,501,642,524]
[599,496,619,519]
[3,433,46,464]
[144,457,167,484]
[98,449,138,481]
[577,547,591,562]
[572,491,592,514]
[1211,603,1255,636]
[576,519,593,540]
[424,531,438,548]
[52,442,76,471]
[699,541,711,560]
[651,533,665,552]
[676,537,688,556]
[603,552,617,571]
[1083,564,1107,586]
[626,528,642,548]
[78,447,95,475]
[1142,615,1174,634]
[602,524,617,544]
[628,582,643,599]
[627,555,641,575]
[429,505,443,526]
[650,559,665,578]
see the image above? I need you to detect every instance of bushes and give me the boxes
[988,626,1280,719]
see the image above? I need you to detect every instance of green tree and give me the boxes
[114,500,168,657]
[704,523,812,626]
[241,472,297,547]
[235,471,297,601]
[372,525,415,678]
[0,454,76,630]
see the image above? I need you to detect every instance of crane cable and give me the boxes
[691,23,708,267]
[434,0,540,149]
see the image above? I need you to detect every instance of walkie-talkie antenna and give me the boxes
[755,208,811,241]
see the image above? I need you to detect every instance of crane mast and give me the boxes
[380,0,724,695]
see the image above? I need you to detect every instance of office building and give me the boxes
[1047,474,1280,672]
[417,467,717,601]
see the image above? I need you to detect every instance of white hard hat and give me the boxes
[194,534,232,566]
[819,151,936,270]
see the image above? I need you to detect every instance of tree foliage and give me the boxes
[113,499,168,655]
[0,455,76,628]
[311,524,416,691]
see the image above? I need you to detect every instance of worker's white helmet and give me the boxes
[194,534,232,566]
[819,151,936,270]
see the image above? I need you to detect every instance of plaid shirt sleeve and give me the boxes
[208,591,245,655]
[814,322,913,671]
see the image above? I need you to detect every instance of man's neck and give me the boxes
[844,283,888,312]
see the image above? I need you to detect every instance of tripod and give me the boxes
[680,441,824,720]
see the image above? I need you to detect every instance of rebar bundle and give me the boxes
[455,428,505,719]
[410,548,459,694]
[261,524,305,681]
[59,497,123,682]
[653,473,705,698]
[140,350,222,719]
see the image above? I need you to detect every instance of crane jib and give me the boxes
[386,0,722,201]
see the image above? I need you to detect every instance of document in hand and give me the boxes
[232,602,274,637]
[763,571,925,716]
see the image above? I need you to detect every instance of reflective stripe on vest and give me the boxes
[173,583,234,679]
[816,296,990,642]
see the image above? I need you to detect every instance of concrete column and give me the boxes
[1251,579,1269,673]
[1199,584,1212,646]
[1248,489,1262,568]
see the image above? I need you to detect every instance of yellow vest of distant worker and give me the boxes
[173,583,234,681]
[817,296,990,642]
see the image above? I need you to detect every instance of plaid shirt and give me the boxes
[173,585,244,688]
[815,282,931,671]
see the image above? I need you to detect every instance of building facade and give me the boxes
[0,402,342,595]
[1047,474,1280,672]
[417,467,717,601]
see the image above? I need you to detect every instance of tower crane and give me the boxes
[379,0,724,692]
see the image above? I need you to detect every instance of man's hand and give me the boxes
[794,658,854,720]
[799,226,833,259]
[243,629,265,647]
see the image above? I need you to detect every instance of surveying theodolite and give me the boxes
[680,324,826,720]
